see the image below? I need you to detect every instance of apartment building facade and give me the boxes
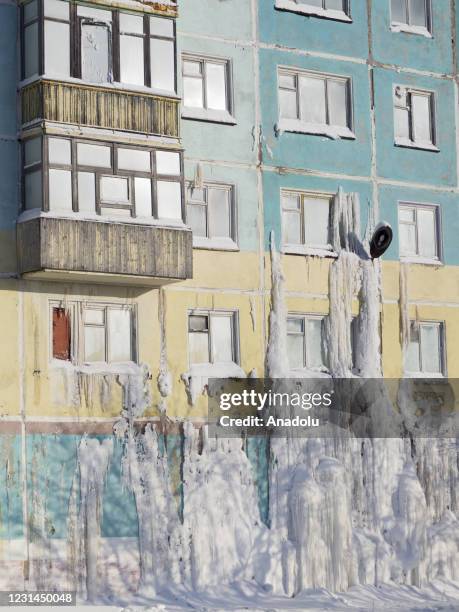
[0,0,458,595]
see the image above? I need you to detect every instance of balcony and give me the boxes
[17,217,192,286]
[21,79,180,139]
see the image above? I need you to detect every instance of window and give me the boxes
[23,0,40,78]
[398,203,440,260]
[405,321,445,375]
[274,0,351,21]
[394,87,436,149]
[44,0,70,76]
[51,302,136,364]
[22,137,184,221]
[281,191,332,252]
[278,68,353,138]
[186,183,236,246]
[287,315,327,370]
[21,1,176,92]
[182,55,233,121]
[391,0,431,34]
[23,136,43,210]
[80,11,112,84]
[188,311,238,366]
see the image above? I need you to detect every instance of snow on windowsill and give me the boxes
[181,362,246,405]
[17,209,189,231]
[395,138,439,152]
[400,256,443,267]
[274,0,352,22]
[404,371,445,379]
[193,236,239,252]
[19,74,180,100]
[50,359,141,376]
[391,23,432,38]
[181,107,237,125]
[282,244,337,258]
[275,119,355,140]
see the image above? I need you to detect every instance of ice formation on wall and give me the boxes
[266,230,288,378]
[23,189,457,605]
[157,289,172,414]
[77,436,113,601]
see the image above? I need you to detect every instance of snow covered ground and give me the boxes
[3,580,458,611]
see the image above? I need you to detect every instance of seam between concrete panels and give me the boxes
[178,32,456,80]
[185,156,459,193]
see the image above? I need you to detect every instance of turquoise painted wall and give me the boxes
[374,68,457,186]
[260,1,369,59]
[379,185,459,265]
[183,163,259,252]
[371,0,454,74]
[0,435,23,540]
[259,49,373,177]
[262,172,374,252]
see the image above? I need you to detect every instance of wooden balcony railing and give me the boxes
[22,79,180,138]
[17,217,192,286]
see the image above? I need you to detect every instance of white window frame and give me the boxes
[274,0,352,22]
[404,320,446,377]
[182,54,235,125]
[398,202,441,264]
[186,181,238,250]
[390,0,432,37]
[287,313,328,371]
[188,310,239,367]
[277,67,355,139]
[393,86,437,151]
[49,300,137,366]
[281,189,335,257]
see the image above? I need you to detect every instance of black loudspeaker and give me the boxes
[370,222,393,259]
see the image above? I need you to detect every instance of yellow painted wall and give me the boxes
[0,252,457,420]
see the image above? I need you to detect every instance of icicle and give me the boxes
[77,436,113,601]
[399,262,410,350]
[266,230,288,378]
[157,289,172,414]
[354,258,382,377]
[327,251,361,376]
[193,163,203,190]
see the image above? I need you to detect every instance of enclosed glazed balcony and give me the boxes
[20,0,179,137]
[17,133,192,286]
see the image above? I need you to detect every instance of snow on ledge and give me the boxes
[391,23,433,38]
[181,362,246,405]
[181,107,237,125]
[275,119,355,140]
[395,137,439,152]
[275,0,352,22]
[193,236,239,251]
[400,256,443,267]
[17,208,188,231]
[50,360,141,376]
[19,73,180,100]
[404,371,445,378]
[282,244,337,258]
